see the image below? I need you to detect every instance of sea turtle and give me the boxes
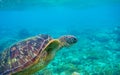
[0,34,77,75]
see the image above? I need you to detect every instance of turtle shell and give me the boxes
[0,34,52,75]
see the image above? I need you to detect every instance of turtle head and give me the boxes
[59,35,77,47]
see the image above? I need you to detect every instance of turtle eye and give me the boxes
[72,37,77,43]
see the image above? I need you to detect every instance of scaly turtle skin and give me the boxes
[0,34,77,75]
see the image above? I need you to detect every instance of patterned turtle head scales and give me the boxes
[59,35,77,47]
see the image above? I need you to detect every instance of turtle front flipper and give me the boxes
[28,39,61,74]
[43,39,61,63]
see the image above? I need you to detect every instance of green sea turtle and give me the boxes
[0,34,77,75]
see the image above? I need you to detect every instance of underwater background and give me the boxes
[0,0,120,75]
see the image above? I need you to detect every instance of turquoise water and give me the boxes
[0,0,120,75]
